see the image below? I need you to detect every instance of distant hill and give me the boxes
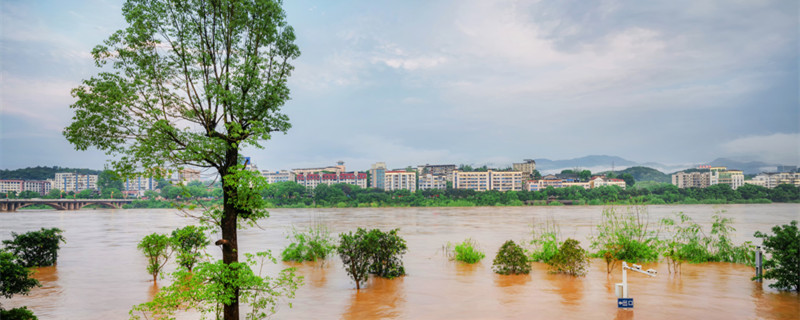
[0,166,102,180]
[533,155,689,175]
[595,166,671,183]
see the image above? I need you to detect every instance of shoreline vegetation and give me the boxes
[10,181,799,210]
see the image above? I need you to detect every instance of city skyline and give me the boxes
[1,0,798,171]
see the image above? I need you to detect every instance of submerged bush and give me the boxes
[137,233,171,283]
[170,226,209,272]
[549,239,589,276]
[337,228,407,289]
[755,220,799,292]
[527,219,561,263]
[1,250,40,319]
[281,221,336,262]
[446,238,485,264]
[590,206,659,274]
[2,228,66,267]
[493,240,530,275]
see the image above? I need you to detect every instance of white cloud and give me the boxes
[720,133,800,164]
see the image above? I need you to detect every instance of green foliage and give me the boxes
[337,229,372,290]
[527,220,561,263]
[281,221,336,262]
[131,252,302,320]
[0,306,38,320]
[549,239,589,276]
[590,206,659,274]
[137,233,171,283]
[98,170,124,192]
[2,228,66,267]
[365,229,407,279]
[446,238,485,264]
[754,220,800,292]
[337,228,408,289]
[170,226,209,272]
[492,240,531,275]
[0,251,40,299]
[0,251,40,319]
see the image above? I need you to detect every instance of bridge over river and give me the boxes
[0,199,133,212]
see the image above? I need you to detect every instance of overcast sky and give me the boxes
[1,0,798,172]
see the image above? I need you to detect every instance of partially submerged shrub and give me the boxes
[549,238,588,276]
[281,221,336,262]
[755,220,799,292]
[2,228,66,267]
[446,238,485,264]
[660,210,755,274]
[590,206,659,274]
[527,219,561,263]
[170,225,209,272]
[337,228,408,289]
[493,240,531,275]
[137,233,171,283]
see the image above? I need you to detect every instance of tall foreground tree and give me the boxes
[63,0,300,318]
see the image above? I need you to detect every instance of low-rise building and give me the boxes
[417,164,457,181]
[295,171,367,189]
[292,161,346,176]
[710,167,744,190]
[512,159,537,178]
[589,177,626,189]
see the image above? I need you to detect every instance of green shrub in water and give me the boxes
[282,221,336,262]
[493,240,530,275]
[754,220,799,292]
[446,238,485,264]
[549,238,589,276]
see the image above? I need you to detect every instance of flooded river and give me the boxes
[2,204,799,319]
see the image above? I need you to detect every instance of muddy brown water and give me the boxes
[1,204,798,319]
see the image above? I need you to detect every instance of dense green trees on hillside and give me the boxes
[0,166,101,180]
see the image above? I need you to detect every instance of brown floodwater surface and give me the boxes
[1,204,799,319]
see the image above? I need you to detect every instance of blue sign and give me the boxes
[618,298,634,308]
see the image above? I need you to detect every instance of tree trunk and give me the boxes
[221,147,240,320]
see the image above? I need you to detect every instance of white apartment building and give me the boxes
[124,176,156,193]
[384,171,417,192]
[751,172,800,188]
[261,170,295,184]
[672,171,711,189]
[24,180,52,195]
[418,173,447,190]
[54,172,98,192]
[452,170,524,192]
[589,177,627,189]
[0,180,24,193]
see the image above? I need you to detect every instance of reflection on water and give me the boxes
[1,204,799,319]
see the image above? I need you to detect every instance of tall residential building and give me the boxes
[489,171,524,191]
[512,159,537,178]
[418,173,447,190]
[710,167,744,190]
[751,172,800,188]
[672,171,711,189]
[452,170,523,192]
[54,172,98,192]
[261,170,296,184]
[384,171,417,192]
[370,162,387,189]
